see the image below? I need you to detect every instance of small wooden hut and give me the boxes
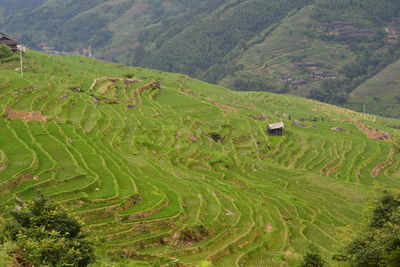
[0,32,19,52]
[268,122,284,136]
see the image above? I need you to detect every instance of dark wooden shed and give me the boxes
[0,32,19,52]
[268,122,284,136]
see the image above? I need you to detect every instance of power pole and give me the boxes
[19,47,23,77]
[363,103,366,113]
[17,45,26,78]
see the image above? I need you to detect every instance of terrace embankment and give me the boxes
[0,51,399,266]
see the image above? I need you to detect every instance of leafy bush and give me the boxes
[0,45,14,59]
[0,196,96,266]
[333,191,400,267]
[393,133,400,153]
[300,244,326,267]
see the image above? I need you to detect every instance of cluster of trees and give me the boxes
[315,0,400,24]
[0,44,16,62]
[0,45,12,58]
[309,79,348,105]
[301,191,400,267]
[2,0,123,50]
[0,196,96,266]
[141,0,313,78]
[333,191,400,266]
[233,76,278,92]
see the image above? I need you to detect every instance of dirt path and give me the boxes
[371,149,395,178]
[341,120,390,140]
[6,108,47,122]
[212,102,239,112]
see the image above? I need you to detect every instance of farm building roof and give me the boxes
[289,79,308,86]
[0,32,19,50]
[325,73,339,78]
[0,32,17,42]
[268,122,284,130]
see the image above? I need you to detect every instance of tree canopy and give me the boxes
[300,244,327,267]
[0,45,13,60]
[0,196,96,266]
[333,191,400,267]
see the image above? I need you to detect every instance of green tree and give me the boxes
[1,195,96,266]
[300,244,326,267]
[333,191,400,267]
[0,45,13,60]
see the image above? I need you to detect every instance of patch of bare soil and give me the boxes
[212,102,239,112]
[132,80,160,104]
[181,89,199,97]
[118,200,169,221]
[330,127,350,133]
[6,108,47,122]
[292,120,307,127]
[163,225,209,247]
[341,120,390,140]
[250,113,268,121]
[371,149,395,178]
[188,133,197,143]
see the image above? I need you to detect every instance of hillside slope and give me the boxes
[219,2,400,107]
[1,51,400,266]
[2,0,400,120]
[345,59,400,118]
[0,0,312,68]
[218,5,356,95]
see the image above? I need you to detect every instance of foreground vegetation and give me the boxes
[1,195,95,266]
[334,191,400,267]
[0,51,400,266]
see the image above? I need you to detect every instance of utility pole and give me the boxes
[363,103,366,113]
[17,45,26,78]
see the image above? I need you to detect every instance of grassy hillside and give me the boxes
[2,0,400,119]
[345,59,400,118]
[1,51,400,266]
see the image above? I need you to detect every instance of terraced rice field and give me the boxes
[1,51,400,266]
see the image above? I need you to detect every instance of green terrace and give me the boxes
[0,51,400,266]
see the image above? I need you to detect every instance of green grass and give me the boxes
[0,50,399,266]
[345,59,400,118]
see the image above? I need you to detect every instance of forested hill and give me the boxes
[0,0,313,69]
[1,0,400,118]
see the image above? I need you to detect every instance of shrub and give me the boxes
[0,45,14,61]
[0,195,96,266]
[300,244,326,267]
[333,191,400,267]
